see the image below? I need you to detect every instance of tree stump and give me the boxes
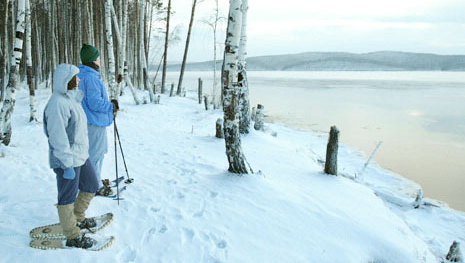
[446,241,463,262]
[176,81,182,96]
[413,189,423,209]
[251,107,256,121]
[254,104,264,131]
[204,96,209,110]
[324,126,339,175]
[216,118,224,138]
[169,83,174,97]
[198,78,203,104]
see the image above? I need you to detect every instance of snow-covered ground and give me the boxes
[0,86,464,263]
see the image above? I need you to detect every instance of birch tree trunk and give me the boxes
[0,0,10,101]
[177,0,198,96]
[238,0,250,134]
[109,3,123,97]
[211,0,220,108]
[0,0,26,146]
[222,0,249,174]
[117,1,126,97]
[121,2,139,105]
[161,0,171,94]
[25,0,36,122]
[105,0,117,100]
[139,0,153,102]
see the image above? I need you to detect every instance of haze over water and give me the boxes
[166,71,465,211]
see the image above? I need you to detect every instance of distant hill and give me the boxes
[162,51,465,71]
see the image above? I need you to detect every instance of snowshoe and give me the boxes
[65,234,95,249]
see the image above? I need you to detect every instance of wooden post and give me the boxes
[254,104,264,131]
[204,96,209,110]
[169,83,174,97]
[216,118,224,138]
[324,126,339,175]
[198,78,203,104]
[446,241,463,262]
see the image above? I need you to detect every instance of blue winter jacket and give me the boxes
[78,64,114,127]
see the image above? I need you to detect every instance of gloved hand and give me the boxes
[111,99,119,113]
[63,167,76,180]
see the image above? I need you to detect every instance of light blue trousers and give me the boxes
[87,124,108,188]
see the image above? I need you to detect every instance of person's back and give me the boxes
[77,64,114,127]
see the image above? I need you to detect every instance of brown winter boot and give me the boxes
[74,191,95,224]
[57,204,80,240]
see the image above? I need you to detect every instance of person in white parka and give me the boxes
[43,63,100,249]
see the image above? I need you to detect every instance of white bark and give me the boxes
[238,0,250,133]
[25,0,36,122]
[139,0,153,102]
[222,0,249,174]
[0,0,26,146]
[110,3,125,99]
[105,0,117,100]
[121,2,139,105]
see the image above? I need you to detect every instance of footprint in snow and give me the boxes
[120,247,137,262]
[177,192,185,199]
[158,225,168,234]
[166,179,177,185]
[193,201,206,218]
[193,210,204,218]
[182,227,195,242]
[216,240,227,249]
[150,207,161,213]
[143,227,157,243]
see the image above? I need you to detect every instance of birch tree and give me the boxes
[0,0,166,140]
[139,0,154,102]
[222,0,249,174]
[202,0,224,108]
[111,1,140,105]
[161,0,171,94]
[237,0,250,133]
[177,0,199,96]
[105,0,117,100]
[0,0,10,101]
[25,0,36,122]
[0,0,26,146]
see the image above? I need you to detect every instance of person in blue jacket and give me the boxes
[78,44,119,195]
[44,63,99,248]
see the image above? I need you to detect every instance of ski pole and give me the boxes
[114,117,134,184]
[113,115,121,204]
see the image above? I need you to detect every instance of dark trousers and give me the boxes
[54,158,99,205]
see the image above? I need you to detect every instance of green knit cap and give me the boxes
[80,44,100,64]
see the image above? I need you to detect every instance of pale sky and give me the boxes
[153,0,465,63]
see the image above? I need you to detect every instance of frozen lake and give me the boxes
[162,71,465,211]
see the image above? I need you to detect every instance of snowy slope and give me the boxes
[0,86,464,263]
